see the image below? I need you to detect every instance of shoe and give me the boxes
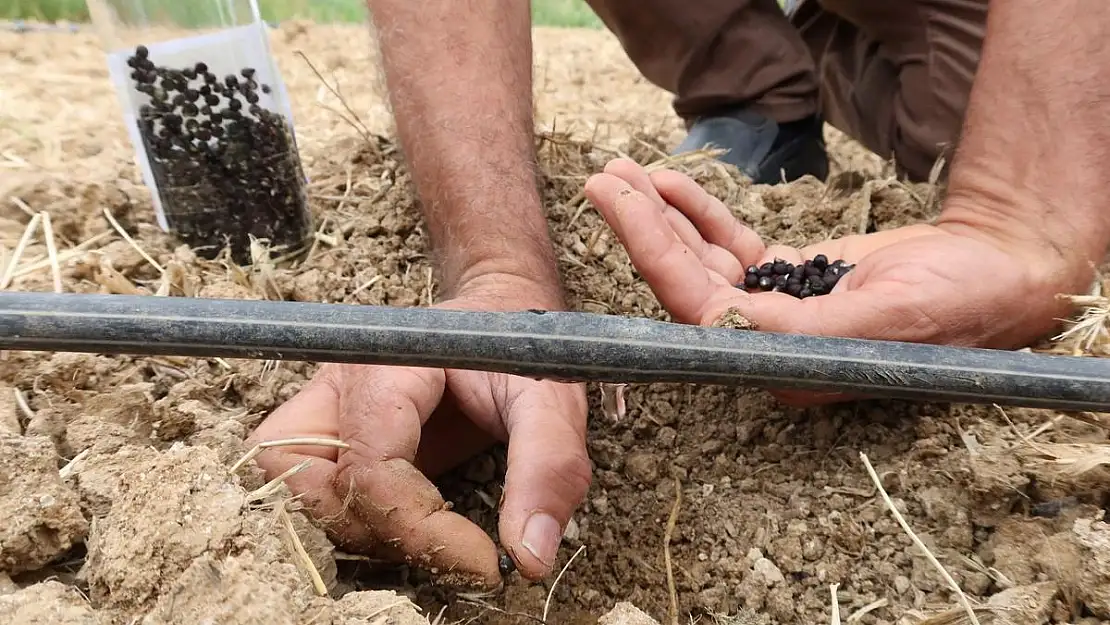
[672,108,829,184]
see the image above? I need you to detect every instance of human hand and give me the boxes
[246,277,590,590]
[583,158,1093,404]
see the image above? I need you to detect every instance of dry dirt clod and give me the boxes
[986,581,1058,625]
[1034,518,1110,618]
[0,386,21,435]
[599,602,660,625]
[139,552,320,625]
[0,580,103,625]
[332,590,429,625]
[80,445,247,610]
[711,307,757,330]
[0,433,89,575]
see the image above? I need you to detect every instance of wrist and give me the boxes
[937,182,1106,297]
[445,270,568,312]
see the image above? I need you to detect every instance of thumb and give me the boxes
[497,381,591,580]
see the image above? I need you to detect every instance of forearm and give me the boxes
[938,0,1110,284]
[365,0,563,305]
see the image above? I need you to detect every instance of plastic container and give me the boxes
[86,0,313,263]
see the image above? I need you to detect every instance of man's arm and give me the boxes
[938,0,1110,292]
[365,0,563,306]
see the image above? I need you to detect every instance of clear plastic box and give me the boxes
[86,0,313,263]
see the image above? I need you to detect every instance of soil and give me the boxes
[2,18,1110,625]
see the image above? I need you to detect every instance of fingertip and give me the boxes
[497,391,592,579]
[602,156,641,177]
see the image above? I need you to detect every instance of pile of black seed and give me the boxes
[126,44,311,263]
[737,254,853,298]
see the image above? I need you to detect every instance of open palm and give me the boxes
[583,159,1074,403]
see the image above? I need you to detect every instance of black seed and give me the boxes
[127,57,139,68]
[225,74,239,88]
[228,98,242,111]
[212,83,225,94]
[249,104,262,116]
[786,282,802,297]
[774,275,788,290]
[172,94,186,106]
[812,254,829,271]
[211,125,224,138]
[210,113,223,124]
[807,276,827,293]
[746,265,759,276]
[195,62,208,74]
[499,553,516,576]
[205,94,220,106]
[758,276,774,290]
[183,68,197,80]
[135,45,149,59]
[772,260,790,276]
[744,273,760,289]
[205,72,218,84]
[261,84,272,94]
[130,70,142,81]
[245,91,259,104]
[195,128,211,141]
[824,273,840,289]
[799,287,813,298]
[241,67,256,78]
[136,84,154,95]
[758,263,774,278]
[805,265,822,278]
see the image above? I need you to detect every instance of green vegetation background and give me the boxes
[0,0,604,28]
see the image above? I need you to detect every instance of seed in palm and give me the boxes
[736,256,854,298]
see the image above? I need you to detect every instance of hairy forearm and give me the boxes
[939,0,1110,281]
[365,0,563,304]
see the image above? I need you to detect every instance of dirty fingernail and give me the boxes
[521,512,560,567]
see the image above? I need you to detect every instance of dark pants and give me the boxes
[583,0,988,181]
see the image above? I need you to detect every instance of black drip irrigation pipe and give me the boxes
[0,292,1109,412]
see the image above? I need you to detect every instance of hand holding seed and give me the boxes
[585,158,1083,405]
[247,289,590,590]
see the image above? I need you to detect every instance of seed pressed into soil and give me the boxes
[127,45,312,263]
[738,254,853,298]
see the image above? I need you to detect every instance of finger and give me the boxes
[250,372,377,549]
[334,366,502,590]
[585,172,720,324]
[498,381,591,580]
[249,371,343,461]
[650,169,767,269]
[602,159,710,257]
[604,161,743,279]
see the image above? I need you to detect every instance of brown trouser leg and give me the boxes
[584,0,987,182]
[790,0,988,180]
[582,0,820,122]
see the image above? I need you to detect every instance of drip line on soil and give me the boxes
[1,292,1109,411]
